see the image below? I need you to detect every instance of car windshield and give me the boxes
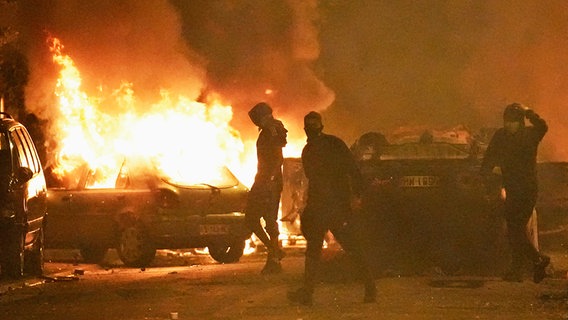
[160,165,240,188]
[379,142,472,160]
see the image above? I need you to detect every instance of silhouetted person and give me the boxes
[481,103,550,283]
[246,102,287,274]
[288,111,376,306]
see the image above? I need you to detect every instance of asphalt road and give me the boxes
[1,245,568,320]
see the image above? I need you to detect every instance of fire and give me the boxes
[48,36,250,187]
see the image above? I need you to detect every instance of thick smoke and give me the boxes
[5,1,568,160]
[15,0,206,118]
[317,1,568,160]
[12,0,333,144]
[170,0,334,139]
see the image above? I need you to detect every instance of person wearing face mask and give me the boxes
[247,102,288,274]
[480,103,549,283]
[287,111,376,306]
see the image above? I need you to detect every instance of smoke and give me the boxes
[11,0,333,143]
[15,0,206,118]
[170,0,334,139]
[458,1,568,161]
[7,1,568,161]
[317,1,568,160]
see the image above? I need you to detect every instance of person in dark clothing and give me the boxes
[247,102,287,274]
[287,111,376,306]
[481,103,550,283]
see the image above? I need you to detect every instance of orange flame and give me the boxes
[48,36,250,187]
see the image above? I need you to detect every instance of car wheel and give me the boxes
[80,245,108,264]
[208,240,246,264]
[2,228,25,278]
[117,224,156,268]
[24,227,44,276]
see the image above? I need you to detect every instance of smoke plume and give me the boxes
[5,1,568,160]
[11,0,333,143]
[317,1,568,160]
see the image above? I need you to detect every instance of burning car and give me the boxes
[45,159,251,267]
[0,112,47,278]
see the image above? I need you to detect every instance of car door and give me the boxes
[45,169,122,248]
[9,126,47,234]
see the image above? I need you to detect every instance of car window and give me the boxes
[115,165,130,189]
[9,128,31,171]
[85,167,122,189]
[19,127,41,174]
[15,127,41,174]
[161,166,240,188]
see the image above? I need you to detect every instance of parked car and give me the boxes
[0,112,47,278]
[45,159,251,267]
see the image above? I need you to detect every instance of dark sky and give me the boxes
[2,0,568,160]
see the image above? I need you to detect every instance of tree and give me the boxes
[0,34,29,118]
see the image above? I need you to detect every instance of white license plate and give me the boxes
[199,224,230,235]
[400,176,440,187]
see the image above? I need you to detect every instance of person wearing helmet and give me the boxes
[287,111,376,306]
[247,102,288,274]
[481,103,550,283]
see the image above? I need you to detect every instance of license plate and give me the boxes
[199,224,230,235]
[400,176,440,187]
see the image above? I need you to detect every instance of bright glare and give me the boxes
[48,37,247,187]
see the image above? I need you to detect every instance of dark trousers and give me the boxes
[504,192,540,271]
[300,213,375,292]
[245,183,281,249]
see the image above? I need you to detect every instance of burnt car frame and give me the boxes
[357,134,509,274]
[45,159,251,267]
[281,129,516,275]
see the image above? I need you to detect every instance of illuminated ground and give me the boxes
[0,244,567,319]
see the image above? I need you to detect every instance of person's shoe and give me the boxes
[261,259,282,275]
[502,270,523,282]
[533,255,550,284]
[363,283,377,303]
[287,287,313,306]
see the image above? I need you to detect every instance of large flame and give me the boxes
[48,36,251,187]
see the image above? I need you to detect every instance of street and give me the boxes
[1,244,568,320]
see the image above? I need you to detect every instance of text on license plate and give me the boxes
[199,224,230,235]
[400,176,440,187]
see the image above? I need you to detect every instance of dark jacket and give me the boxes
[301,133,363,217]
[480,110,547,195]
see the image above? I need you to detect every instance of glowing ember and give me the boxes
[48,36,248,187]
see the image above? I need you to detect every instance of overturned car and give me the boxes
[354,129,510,275]
[282,128,516,275]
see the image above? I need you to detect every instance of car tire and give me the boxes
[80,245,108,264]
[117,224,156,268]
[24,227,44,276]
[208,240,246,264]
[2,227,25,278]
